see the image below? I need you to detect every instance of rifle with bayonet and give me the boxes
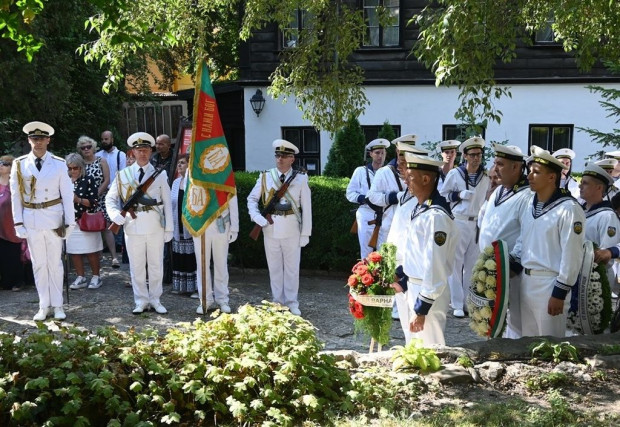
[108,166,165,235]
[249,169,300,241]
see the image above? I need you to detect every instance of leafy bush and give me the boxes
[231,171,359,272]
[524,372,573,393]
[0,304,430,426]
[391,339,442,373]
[530,340,580,363]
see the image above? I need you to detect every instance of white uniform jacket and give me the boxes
[106,163,173,235]
[583,201,620,276]
[478,178,533,251]
[367,160,405,237]
[346,164,377,218]
[247,168,312,239]
[401,192,459,315]
[512,189,586,299]
[562,176,581,200]
[10,151,75,229]
[439,164,490,218]
[387,191,417,262]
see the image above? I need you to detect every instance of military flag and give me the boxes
[182,60,236,236]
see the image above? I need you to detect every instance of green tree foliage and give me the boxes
[323,116,366,178]
[413,0,620,126]
[0,0,126,154]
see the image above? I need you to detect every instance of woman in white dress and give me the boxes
[65,153,104,290]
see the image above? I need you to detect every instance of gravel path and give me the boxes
[0,254,482,351]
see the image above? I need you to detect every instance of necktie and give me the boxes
[138,167,144,182]
[35,158,42,171]
[279,173,285,184]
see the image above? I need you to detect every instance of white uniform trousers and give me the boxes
[193,223,231,305]
[125,229,165,307]
[394,292,412,343]
[520,274,570,337]
[27,229,64,309]
[448,218,479,311]
[264,234,301,311]
[407,282,450,346]
[355,208,375,259]
[503,274,522,339]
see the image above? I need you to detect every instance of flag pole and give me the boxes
[201,232,207,317]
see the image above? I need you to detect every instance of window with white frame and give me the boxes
[529,124,573,152]
[282,127,321,175]
[123,100,188,141]
[534,14,560,45]
[363,0,400,48]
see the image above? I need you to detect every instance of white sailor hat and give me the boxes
[595,158,618,171]
[23,121,54,137]
[436,140,461,152]
[583,163,614,186]
[605,150,620,160]
[492,143,525,161]
[397,141,430,156]
[404,152,444,172]
[365,138,390,152]
[459,136,486,154]
[552,148,576,160]
[527,145,568,172]
[391,134,418,145]
[273,139,299,154]
[127,132,155,148]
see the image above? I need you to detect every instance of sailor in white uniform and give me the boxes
[436,140,461,193]
[247,139,312,316]
[478,144,532,339]
[194,195,239,315]
[392,152,458,346]
[10,121,76,321]
[553,148,581,200]
[367,135,421,251]
[579,163,620,286]
[386,141,430,342]
[345,138,389,259]
[511,146,585,337]
[106,132,173,314]
[439,136,490,318]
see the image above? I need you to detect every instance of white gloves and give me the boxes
[299,236,309,247]
[164,231,173,242]
[112,213,126,225]
[228,231,238,243]
[254,215,269,227]
[64,224,75,240]
[459,190,475,200]
[14,225,27,239]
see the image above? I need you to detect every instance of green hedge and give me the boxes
[231,172,360,272]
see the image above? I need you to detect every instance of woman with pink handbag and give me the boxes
[65,153,104,290]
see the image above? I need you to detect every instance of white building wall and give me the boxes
[244,83,620,172]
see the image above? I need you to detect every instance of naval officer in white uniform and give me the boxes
[478,144,532,339]
[10,121,76,321]
[392,152,458,346]
[439,137,490,318]
[106,132,173,314]
[247,139,312,316]
[346,138,388,259]
[511,146,585,337]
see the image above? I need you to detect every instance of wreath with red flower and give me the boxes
[346,243,397,345]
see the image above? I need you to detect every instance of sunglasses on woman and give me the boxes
[79,145,93,150]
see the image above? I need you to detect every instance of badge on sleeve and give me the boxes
[608,226,617,237]
[573,222,583,235]
[434,231,447,246]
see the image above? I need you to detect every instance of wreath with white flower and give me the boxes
[467,240,510,338]
[567,242,613,334]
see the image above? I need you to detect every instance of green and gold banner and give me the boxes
[182,60,236,236]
